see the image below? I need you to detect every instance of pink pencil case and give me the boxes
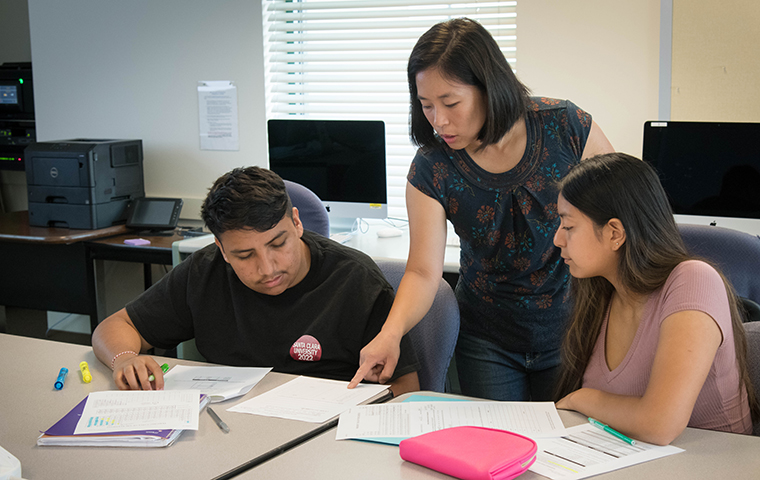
[399,426,537,480]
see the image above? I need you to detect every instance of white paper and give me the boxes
[336,401,566,440]
[529,424,684,480]
[197,80,239,151]
[163,365,271,403]
[0,444,22,479]
[227,376,389,423]
[74,390,201,435]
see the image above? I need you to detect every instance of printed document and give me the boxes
[227,376,388,423]
[336,401,566,440]
[74,390,200,435]
[163,365,271,402]
[529,423,683,480]
[197,80,239,151]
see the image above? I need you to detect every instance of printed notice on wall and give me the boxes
[198,81,239,151]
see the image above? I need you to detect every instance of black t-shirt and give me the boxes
[127,230,418,382]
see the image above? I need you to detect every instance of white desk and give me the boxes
[0,334,368,480]
[342,221,460,274]
[172,220,462,273]
[242,392,760,480]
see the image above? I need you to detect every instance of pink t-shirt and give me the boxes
[582,260,752,434]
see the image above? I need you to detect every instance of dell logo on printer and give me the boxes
[49,167,58,179]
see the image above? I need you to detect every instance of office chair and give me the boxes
[175,180,329,361]
[283,180,329,237]
[678,224,760,322]
[374,259,460,392]
[744,321,760,436]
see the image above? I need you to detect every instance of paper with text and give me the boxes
[227,376,388,423]
[74,390,200,435]
[336,401,566,440]
[163,365,271,402]
[529,423,683,479]
[197,80,239,151]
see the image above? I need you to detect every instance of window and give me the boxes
[262,0,517,219]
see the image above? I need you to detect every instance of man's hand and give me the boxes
[112,354,165,391]
[347,330,401,389]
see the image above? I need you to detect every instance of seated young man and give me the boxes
[92,166,419,396]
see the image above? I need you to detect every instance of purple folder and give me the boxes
[38,394,208,447]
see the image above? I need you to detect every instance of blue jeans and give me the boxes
[455,331,561,401]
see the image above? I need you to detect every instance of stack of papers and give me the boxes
[38,390,207,448]
[530,424,683,480]
[336,397,684,480]
[336,399,566,441]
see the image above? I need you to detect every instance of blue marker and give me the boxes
[54,367,69,390]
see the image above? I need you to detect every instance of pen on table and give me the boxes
[79,361,92,383]
[208,407,230,434]
[148,363,170,382]
[588,417,636,445]
[54,367,68,390]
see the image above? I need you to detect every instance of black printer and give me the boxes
[24,139,145,229]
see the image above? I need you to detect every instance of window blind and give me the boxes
[262,0,517,219]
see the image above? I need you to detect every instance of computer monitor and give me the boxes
[643,120,760,235]
[267,119,388,231]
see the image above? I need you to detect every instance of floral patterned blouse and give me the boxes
[408,97,592,352]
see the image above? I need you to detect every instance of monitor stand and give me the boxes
[329,217,359,234]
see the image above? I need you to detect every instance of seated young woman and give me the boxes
[553,152,758,445]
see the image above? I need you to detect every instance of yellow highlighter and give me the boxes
[79,361,92,383]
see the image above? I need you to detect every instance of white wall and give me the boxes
[518,1,661,158]
[28,0,268,220]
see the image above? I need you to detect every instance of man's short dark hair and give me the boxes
[201,166,292,237]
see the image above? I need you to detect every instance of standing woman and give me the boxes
[350,18,613,400]
[553,153,757,445]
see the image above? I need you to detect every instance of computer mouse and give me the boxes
[377,227,404,238]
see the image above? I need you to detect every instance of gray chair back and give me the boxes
[744,321,760,436]
[679,224,760,320]
[374,259,460,392]
[284,180,329,237]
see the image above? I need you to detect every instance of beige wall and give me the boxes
[518,1,661,158]
[671,0,760,121]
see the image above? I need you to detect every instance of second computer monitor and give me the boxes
[267,118,388,231]
[643,120,760,235]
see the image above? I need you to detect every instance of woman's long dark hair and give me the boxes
[554,153,759,423]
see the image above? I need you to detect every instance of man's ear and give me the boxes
[214,237,230,263]
[291,207,304,237]
[606,218,626,251]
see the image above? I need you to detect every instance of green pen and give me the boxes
[588,417,636,445]
[148,363,170,382]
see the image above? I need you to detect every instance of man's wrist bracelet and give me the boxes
[111,350,138,370]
